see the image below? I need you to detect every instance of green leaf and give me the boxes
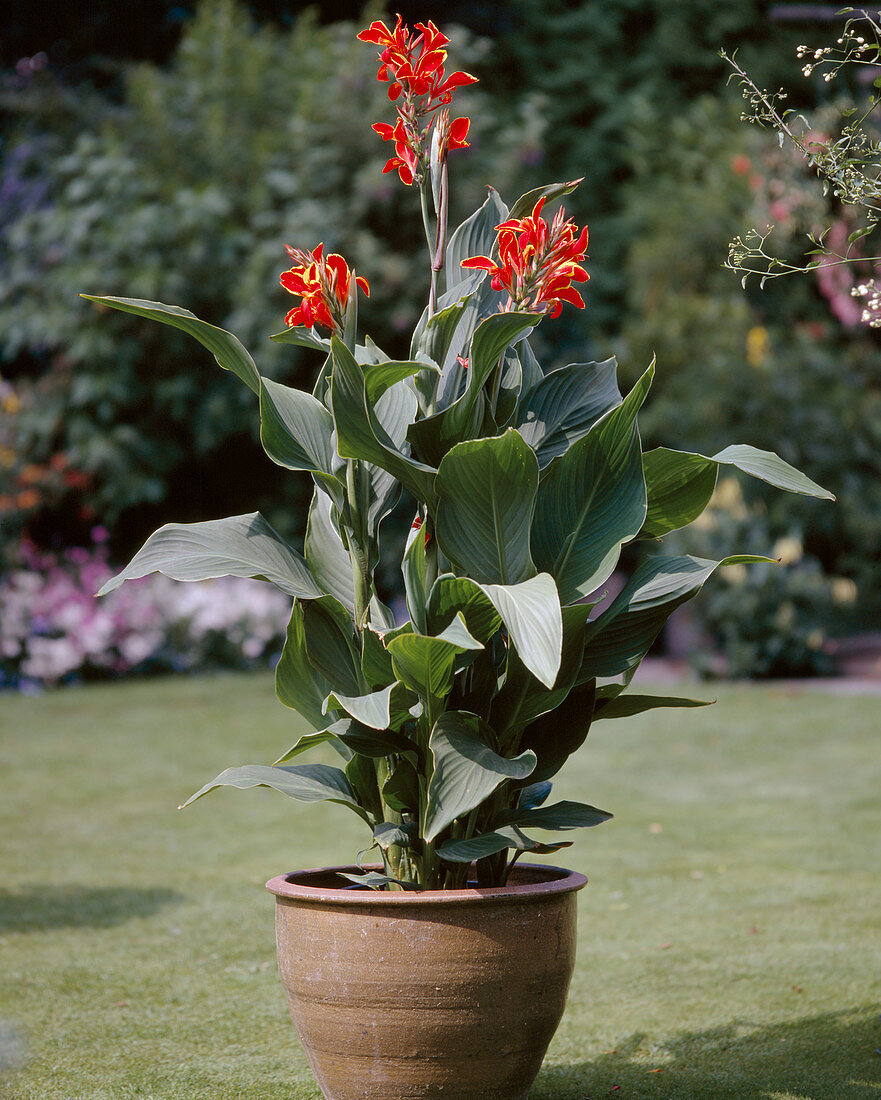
[275,600,335,731]
[434,611,484,652]
[364,360,439,405]
[427,575,502,644]
[480,573,563,690]
[303,596,364,698]
[366,379,420,536]
[518,781,553,811]
[402,523,430,634]
[387,629,475,703]
[467,311,541,387]
[436,429,538,585]
[445,187,509,288]
[259,378,337,475]
[406,312,539,467]
[361,627,395,689]
[436,825,573,863]
[424,712,536,842]
[327,717,418,759]
[507,178,582,222]
[273,730,351,766]
[179,763,369,821]
[269,326,330,353]
[81,295,260,393]
[711,444,835,500]
[593,693,714,720]
[330,337,437,507]
[96,512,321,599]
[641,443,833,539]
[518,679,597,783]
[641,448,719,539]
[498,799,612,831]
[325,682,416,731]
[516,358,621,467]
[374,822,414,850]
[492,601,596,734]
[579,554,775,681]
[382,757,420,814]
[345,753,382,822]
[304,491,355,613]
[532,363,651,604]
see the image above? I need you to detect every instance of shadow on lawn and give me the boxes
[533,1006,881,1099]
[0,884,183,933]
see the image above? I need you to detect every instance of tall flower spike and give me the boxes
[461,198,589,318]
[358,16,477,186]
[280,244,369,335]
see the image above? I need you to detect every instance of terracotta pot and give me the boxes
[265,862,587,1100]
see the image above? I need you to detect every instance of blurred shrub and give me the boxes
[666,478,853,679]
[617,96,880,656]
[0,532,291,688]
[0,0,542,559]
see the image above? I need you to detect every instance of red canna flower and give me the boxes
[358,15,477,186]
[280,243,369,334]
[461,197,589,318]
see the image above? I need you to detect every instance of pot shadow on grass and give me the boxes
[532,1006,881,1099]
[0,884,183,934]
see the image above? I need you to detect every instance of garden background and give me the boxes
[2,0,880,685]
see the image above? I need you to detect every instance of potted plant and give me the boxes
[84,16,832,1099]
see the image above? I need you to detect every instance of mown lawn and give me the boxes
[1,671,879,1099]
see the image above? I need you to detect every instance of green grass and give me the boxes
[1,671,879,1099]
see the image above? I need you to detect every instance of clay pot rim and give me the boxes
[266,862,587,906]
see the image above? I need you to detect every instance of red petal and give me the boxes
[356,276,370,297]
[460,255,494,270]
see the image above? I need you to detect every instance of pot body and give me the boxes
[265,863,586,1100]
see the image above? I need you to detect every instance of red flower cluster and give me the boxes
[461,198,589,318]
[280,244,369,334]
[357,16,476,186]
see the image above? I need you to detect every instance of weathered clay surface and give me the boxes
[266,864,586,1100]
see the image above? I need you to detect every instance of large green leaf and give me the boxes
[467,312,541,389]
[516,358,621,467]
[81,295,260,393]
[96,512,321,599]
[275,600,335,731]
[712,444,835,499]
[641,448,718,539]
[302,596,364,698]
[367,379,420,535]
[593,692,713,720]
[387,626,480,705]
[326,717,418,759]
[579,553,774,681]
[507,178,583,221]
[436,825,573,863]
[269,326,330,353]
[492,601,596,735]
[402,523,430,635]
[427,575,502,644]
[179,763,369,821]
[407,312,539,466]
[330,337,437,507]
[259,378,336,474]
[532,363,652,604]
[304,491,355,613]
[518,679,597,783]
[324,681,417,731]
[498,799,612,831]
[641,444,834,539]
[363,360,439,405]
[479,574,562,689]
[424,712,536,842]
[436,429,538,585]
[273,729,351,766]
[445,187,509,288]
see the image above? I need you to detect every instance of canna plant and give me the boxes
[84,17,833,891]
